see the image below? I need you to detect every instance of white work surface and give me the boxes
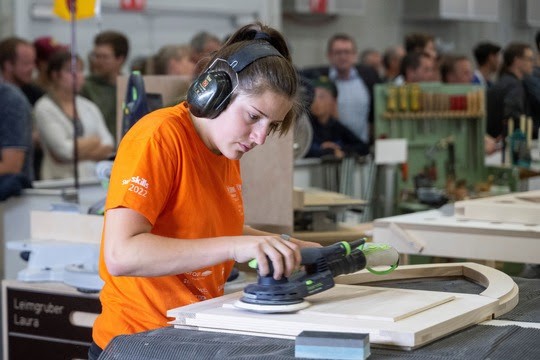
[373,207,540,264]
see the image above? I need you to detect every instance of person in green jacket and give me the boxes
[81,30,129,144]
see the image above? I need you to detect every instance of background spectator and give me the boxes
[154,44,195,77]
[440,54,474,84]
[35,51,114,180]
[33,36,68,90]
[472,42,502,88]
[0,82,33,200]
[382,45,405,82]
[487,42,534,139]
[300,33,381,144]
[307,76,369,159]
[81,30,129,141]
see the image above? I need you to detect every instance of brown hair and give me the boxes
[405,33,434,54]
[327,33,357,54]
[94,30,129,59]
[0,37,32,70]
[46,51,82,81]
[501,42,531,75]
[197,22,300,136]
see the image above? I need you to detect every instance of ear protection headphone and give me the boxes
[187,38,283,119]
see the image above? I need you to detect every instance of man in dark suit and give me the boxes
[300,33,381,145]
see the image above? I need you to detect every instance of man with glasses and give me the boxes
[81,31,130,143]
[300,33,381,146]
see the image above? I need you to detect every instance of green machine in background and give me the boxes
[372,82,517,217]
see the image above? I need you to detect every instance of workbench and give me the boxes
[373,205,540,265]
[97,277,540,360]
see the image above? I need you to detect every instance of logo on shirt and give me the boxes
[122,176,149,188]
[122,176,149,197]
[185,270,213,278]
[227,184,243,216]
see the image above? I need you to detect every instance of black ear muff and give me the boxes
[187,70,233,119]
[187,40,283,119]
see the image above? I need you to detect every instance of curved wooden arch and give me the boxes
[335,262,519,317]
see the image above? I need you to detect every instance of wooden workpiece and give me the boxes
[293,222,372,245]
[293,187,366,210]
[455,190,540,225]
[373,208,540,264]
[168,263,518,350]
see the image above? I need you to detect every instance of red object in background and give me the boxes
[401,163,408,182]
[449,95,457,110]
[449,95,468,111]
[461,95,467,110]
[120,0,146,11]
[309,0,328,13]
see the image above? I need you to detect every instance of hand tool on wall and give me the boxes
[234,238,399,313]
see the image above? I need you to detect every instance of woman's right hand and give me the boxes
[230,235,301,280]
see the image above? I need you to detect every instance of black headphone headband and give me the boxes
[187,40,284,119]
[226,42,282,73]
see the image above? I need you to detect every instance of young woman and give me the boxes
[34,51,114,180]
[89,22,318,359]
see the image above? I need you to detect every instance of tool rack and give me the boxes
[374,83,488,214]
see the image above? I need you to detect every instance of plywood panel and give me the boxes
[168,286,497,349]
[240,131,294,233]
[30,211,103,243]
[297,286,454,322]
[168,263,518,349]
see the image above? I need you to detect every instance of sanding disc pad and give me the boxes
[233,299,311,313]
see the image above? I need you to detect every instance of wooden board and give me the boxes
[30,211,103,244]
[454,190,540,225]
[293,187,366,210]
[168,263,517,350]
[225,285,454,322]
[168,287,496,350]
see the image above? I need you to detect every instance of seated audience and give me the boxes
[487,42,534,140]
[33,36,68,90]
[81,30,129,139]
[300,33,381,144]
[307,77,369,159]
[0,82,33,199]
[440,54,474,84]
[189,31,221,72]
[396,51,436,84]
[472,42,501,88]
[382,45,405,82]
[360,48,383,77]
[154,44,195,77]
[34,51,114,180]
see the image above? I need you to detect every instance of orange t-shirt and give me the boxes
[92,102,242,349]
